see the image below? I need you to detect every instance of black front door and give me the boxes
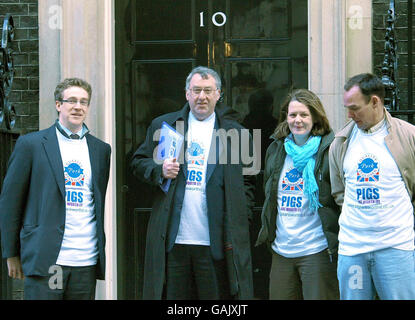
[115,0,308,299]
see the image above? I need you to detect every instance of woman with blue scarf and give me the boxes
[256,89,340,299]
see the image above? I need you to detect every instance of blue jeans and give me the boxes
[337,248,415,300]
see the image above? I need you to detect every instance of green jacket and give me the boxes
[256,131,340,257]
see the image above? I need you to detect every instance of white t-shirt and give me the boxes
[55,128,98,266]
[272,154,328,257]
[175,111,215,246]
[339,123,414,255]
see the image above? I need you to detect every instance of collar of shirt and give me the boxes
[56,119,89,139]
[364,115,386,134]
[188,110,216,124]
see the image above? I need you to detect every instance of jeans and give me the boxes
[337,248,415,300]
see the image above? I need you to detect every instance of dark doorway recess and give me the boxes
[115,0,308,299]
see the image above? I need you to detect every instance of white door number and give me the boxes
[200,12,227,27]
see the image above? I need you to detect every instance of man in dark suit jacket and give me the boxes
[131,66,257,299]
[0,78,111,299]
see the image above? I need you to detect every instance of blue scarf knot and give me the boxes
[284,135,322,212]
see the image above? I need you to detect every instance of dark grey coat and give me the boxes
[130,103,256,299]
[256,132,340,258]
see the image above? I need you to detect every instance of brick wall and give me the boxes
[0,0,39,300]
[373,0,414,110]
[0,0,39,134]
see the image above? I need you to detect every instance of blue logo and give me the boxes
[64,161,85,187]
[282,168,303,192]
[187,142,204,157]
[357,154,379,182]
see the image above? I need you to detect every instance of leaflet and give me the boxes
[157,121,184,193]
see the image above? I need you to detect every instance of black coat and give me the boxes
[0,125,111,279]
[256,132,340,257]
[130,103,256,299]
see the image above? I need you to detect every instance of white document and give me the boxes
[157,121,184,193]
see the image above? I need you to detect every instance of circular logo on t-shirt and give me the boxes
[357,154,379,182]
[187,141,205,166]
[64,160,85,186]
[188,141,204,157]
[282,168,304,192]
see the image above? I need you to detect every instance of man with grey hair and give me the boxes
[0,78,111,299]
[131,66,256,299]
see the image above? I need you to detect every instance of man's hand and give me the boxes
[7,256,24,279]
[162,158,180,179]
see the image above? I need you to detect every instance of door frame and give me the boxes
[36,0,369,300]
[109,0,368,300]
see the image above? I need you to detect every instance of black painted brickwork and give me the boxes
[372,0,415,110]
[0,0,39,134]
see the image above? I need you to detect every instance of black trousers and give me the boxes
[166,244,230,300]
[24,265,97,300]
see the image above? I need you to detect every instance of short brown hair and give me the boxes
[274,89,331,139]
[54,78,92,103]
[344,73,385,103]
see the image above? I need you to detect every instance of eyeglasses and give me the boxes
[61,98,90,107]
[189,87,218,96]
